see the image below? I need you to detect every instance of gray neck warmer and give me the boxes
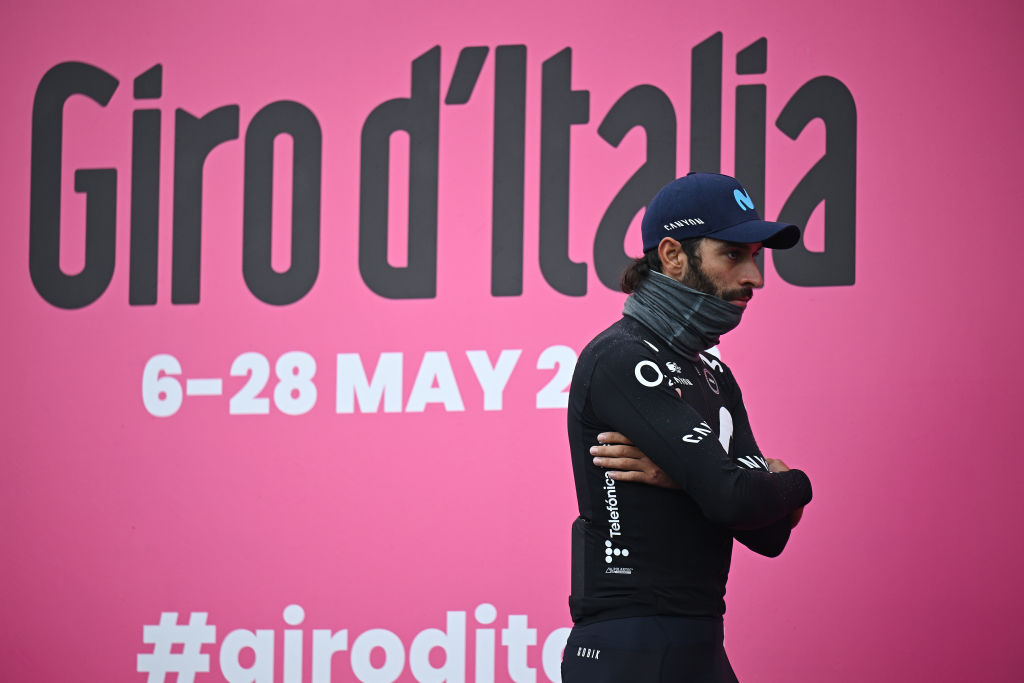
[622,271,744,360]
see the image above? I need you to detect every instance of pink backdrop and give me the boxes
[3,1,1023,681]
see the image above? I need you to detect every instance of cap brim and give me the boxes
[711,220,801,249]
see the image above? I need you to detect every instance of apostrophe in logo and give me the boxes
[605,539,630,563]
[734,188,755,211]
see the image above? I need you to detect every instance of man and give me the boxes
[562,172,813,682]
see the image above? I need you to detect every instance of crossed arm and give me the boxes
[591,431,804,529]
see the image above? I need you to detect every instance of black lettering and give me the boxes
[539,48,589,296]
[171,105,240,303]
[690,33,722,173]
[359,47,440,299]
[491,45,527,297]
[735,38,767,221]
[129,65,163,305]
[444,47,488,105]
[29,62,119,309]
[594,85,676,289]
[242,101,322,305]
[735,38,767,273]
[773,77,857,286]
[72,169,117,301]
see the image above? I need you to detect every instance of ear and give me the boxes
[657,238,688,280]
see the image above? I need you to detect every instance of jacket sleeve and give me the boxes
[733,516,792,557]
[725,365,802,555]
[588,348,812,531]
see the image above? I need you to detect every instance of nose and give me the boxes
[739,256,764,289]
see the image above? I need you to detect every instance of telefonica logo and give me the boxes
[604,539,630,564]
[733,188,755,210]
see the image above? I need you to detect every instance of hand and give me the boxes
[590,432,680,490]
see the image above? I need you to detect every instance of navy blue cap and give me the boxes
[640,173,800,251]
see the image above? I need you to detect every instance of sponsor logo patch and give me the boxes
[734,188,755,210]
[605,567,633,575]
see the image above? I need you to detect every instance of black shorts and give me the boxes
[561,615,738,683]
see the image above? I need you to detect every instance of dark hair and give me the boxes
[619,237,703,293]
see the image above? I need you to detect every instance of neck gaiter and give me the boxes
[622,271,744,360]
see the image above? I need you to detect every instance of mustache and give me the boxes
[721,287,753,301]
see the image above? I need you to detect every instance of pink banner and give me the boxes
[3,0,1022,681]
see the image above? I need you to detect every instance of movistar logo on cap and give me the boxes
[733,188,755,211]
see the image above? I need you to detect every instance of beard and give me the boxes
[681,259,753,303]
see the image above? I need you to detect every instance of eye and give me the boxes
[726,251,740,261]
